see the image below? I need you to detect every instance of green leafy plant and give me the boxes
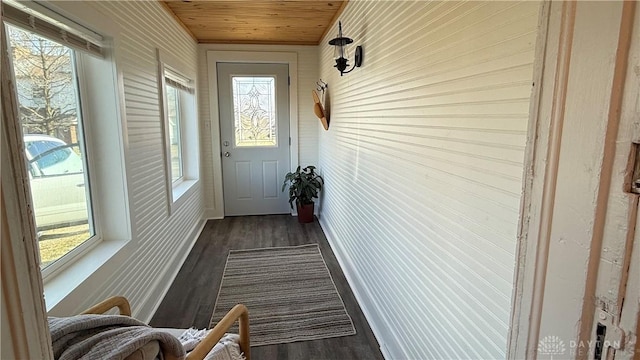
[282,166,324,209]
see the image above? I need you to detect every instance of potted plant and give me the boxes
[282,166,324,223]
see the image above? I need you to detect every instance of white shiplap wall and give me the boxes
[318,1,539,358]
[46,1,204,321]
[198,44,319,218]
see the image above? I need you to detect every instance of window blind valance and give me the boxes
[2,1,103,57]
[165,69,194,94]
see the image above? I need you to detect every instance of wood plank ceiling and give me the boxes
[161,1,347,45]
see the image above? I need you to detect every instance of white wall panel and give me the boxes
[318,1,539,358]
[46,1,204,321]
[198,44,318,218]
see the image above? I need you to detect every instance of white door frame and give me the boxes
[507,1,557,356]
[206,51,298,218]
[509,1,638,358]
[2,23,53,358]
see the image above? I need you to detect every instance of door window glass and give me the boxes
[231,76,277,147]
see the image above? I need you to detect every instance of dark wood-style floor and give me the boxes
[150,215,384,360]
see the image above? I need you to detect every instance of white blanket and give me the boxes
[178,329,245,360]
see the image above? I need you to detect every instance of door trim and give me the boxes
[206,51,298,218]
[509,1,638,357]
[507,1,566,357]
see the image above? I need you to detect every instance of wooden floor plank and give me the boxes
[150,215,384,360]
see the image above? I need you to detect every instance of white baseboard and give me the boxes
[204,208,223,220]
[318,217,407,360]
[137,218,206,323]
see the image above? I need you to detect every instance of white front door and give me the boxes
[217,63,290,216]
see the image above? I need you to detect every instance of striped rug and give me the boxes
[209,244,356,347]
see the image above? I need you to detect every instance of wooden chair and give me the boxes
[81,296,250,360]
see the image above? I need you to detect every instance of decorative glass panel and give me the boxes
[232,77,277,147]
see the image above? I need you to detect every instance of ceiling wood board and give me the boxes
[162,1,347,45]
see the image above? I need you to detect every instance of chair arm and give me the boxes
[186,304,250,360]
[80,296,132,316]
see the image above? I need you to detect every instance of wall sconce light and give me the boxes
[328,21,362,76]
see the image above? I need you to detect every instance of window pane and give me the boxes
[165,85,183,182]
[7,25,94,268]
[232,77,277,147]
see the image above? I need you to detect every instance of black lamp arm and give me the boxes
[341,63,358,75]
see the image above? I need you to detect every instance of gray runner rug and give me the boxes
[209,244,356,347]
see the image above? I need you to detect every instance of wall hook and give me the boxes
[316,79,328,93]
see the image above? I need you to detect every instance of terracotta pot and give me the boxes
[297,202,314,223]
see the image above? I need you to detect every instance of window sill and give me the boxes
[170,179,198,214]
[44,239,129,311]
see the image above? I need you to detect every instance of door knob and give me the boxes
[224,152,231,157]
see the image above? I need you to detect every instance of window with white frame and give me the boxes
[3,1,130,278]
[159,53,199,211]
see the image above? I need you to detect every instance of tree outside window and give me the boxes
[10,28,78,144]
